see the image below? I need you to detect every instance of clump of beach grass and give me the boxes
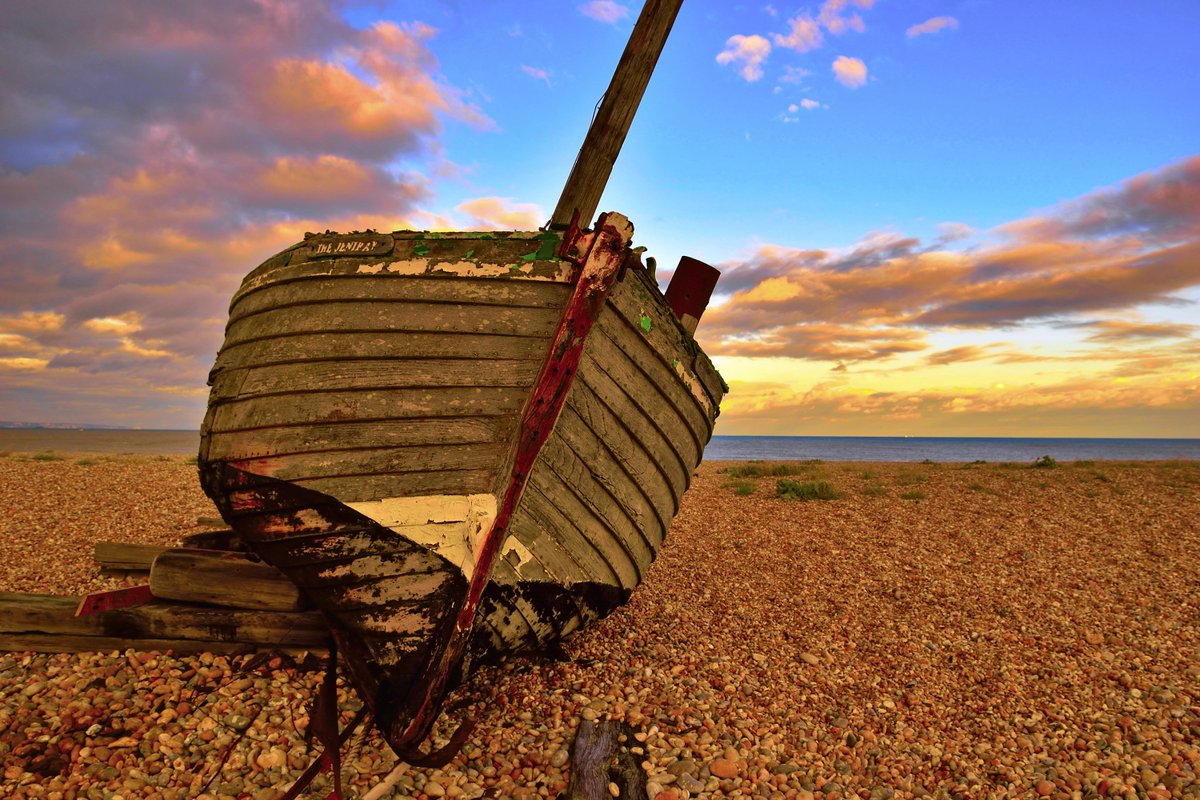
[776,479,842,501]
[1032,455,1059,469]
[31,452,65,462]
[862,484,888,497]
[899,490,927,500]
[724,461,817,479]
[729,479,755,496]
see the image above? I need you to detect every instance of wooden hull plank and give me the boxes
[230,275,571,320]
[213,332,552,373]
[223,301,562,345]
[212,358,541,400]
[208,387,529,431]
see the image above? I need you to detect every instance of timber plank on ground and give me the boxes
[93,542,168,572]
[149,549,306,611]
[0,593,328,653]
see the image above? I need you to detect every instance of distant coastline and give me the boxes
[1,428,1196,461]
[0,421,142,430]
[0,428,199,455]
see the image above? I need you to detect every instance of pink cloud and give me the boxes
[703,156,1200,362]
[832,56,868,88]
[717,35,773,82]
[521,65,553,87]
[0,2,491,427]
[773,17,823,53]
[906,16,959,38]
[579,1,630,24]
[455,197,544,231]
[818,0,873,35]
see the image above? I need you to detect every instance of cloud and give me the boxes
[924,345,999,366]
[818,0,874,35]
[800,98,821,110]
[0,2,491,427]
[0,311,64,335]
[1079,319,1198,343]
[778,66,813,85]
[455,197,544,231]
[521,65,552,87]
[702,156,1200,362]
[578,1,630,24]
[832,56,868,88]
[718,373,1200,437]
[906,16,959,38]
[717,35,772,82]
[1001,156,1200,244]
[773,16,823,53]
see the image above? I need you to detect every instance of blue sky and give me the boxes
[1,0,1197,435]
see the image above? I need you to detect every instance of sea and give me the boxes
[1,429,1197,463]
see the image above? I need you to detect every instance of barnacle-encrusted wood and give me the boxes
[197,215,724,756]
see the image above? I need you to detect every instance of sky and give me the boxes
[1,0,1197,437]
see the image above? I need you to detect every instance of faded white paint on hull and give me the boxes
[347,493,497,582]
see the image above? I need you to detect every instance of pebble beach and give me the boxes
[1,453,1197,800]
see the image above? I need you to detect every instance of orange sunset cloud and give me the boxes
[707,157,1200,436]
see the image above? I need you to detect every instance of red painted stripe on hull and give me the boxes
[388,212,635,752]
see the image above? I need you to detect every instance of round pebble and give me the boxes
[0,456,1197,800]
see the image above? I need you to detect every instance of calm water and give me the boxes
[706,435,1199,463]
[1,429,1196,462]
[0,429,199,455]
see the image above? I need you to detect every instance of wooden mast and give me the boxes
[549,0,685,229]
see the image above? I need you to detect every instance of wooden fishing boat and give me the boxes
[196,0,722,765]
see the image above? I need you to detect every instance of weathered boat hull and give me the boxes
[198,214,723,753]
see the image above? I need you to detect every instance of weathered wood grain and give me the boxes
[230,275,570,320]
[93,542,167,571]
[0,593,328,649]
[605,268,721,419]
[223,442,506,484]
[578,344,698,470]
[149,549,305,611]
[575,353,689,502]
[212,332,552,373]
[286,468,497,505]
[519,478,635,589]
[565,380,680,519]
[207,387,529,432]
[233,236,571,304]
[541,422,662,561]
[223,301,561,345]
[211,358,541,400]
[203,418,512,461]
[529,446,649,585]
[593,311,708,450]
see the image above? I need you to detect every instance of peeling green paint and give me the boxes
[520,236,559,263]
[640,314,653,333]
[412,243,431,256]
[465,249,474,259]
[672,358,680,368]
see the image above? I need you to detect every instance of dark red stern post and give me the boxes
[665,256,720,335]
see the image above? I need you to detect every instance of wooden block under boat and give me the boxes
[149,548,306,611]
[93,541,168,572]
[0,592,328,653]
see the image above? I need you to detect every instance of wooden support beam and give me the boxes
[0,593,329,654]
[549,0,686,229]
[93,542,168,571]
[149,548,306,611]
